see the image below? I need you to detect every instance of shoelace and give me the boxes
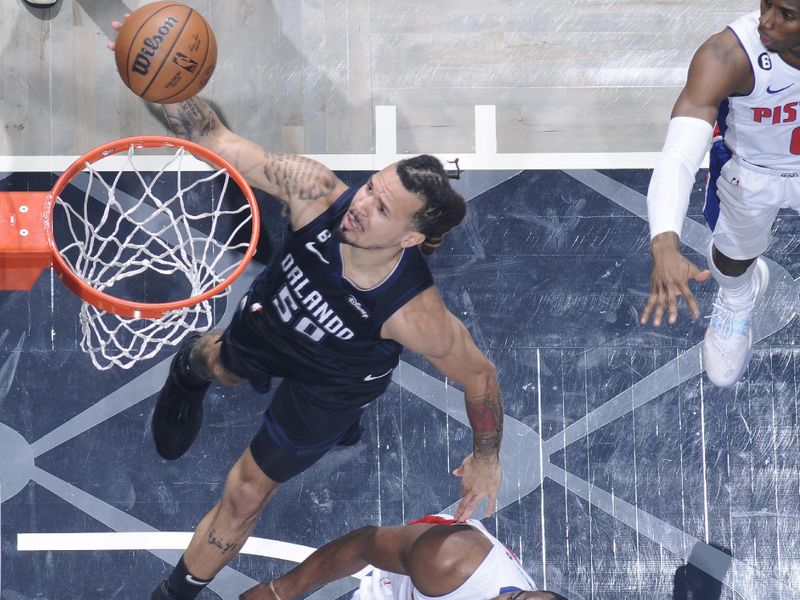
[708,298,755,354]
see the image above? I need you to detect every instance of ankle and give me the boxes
[164,556,212,599]
[174,342,211,390]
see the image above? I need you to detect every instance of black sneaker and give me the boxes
[152,334,211,460]
[151,580,179,600]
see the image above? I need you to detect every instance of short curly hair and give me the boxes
[396,155,466,255]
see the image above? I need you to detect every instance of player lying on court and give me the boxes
[111,22,505,600]
[642,1,800,387]
[239,515,569,600]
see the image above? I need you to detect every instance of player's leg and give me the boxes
[152,329,245,460]
[152,447,281,600]
[152,282,276,460]
[151,380,370,599]
[702,159,777,387]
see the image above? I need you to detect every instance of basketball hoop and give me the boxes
[0,136,260,370]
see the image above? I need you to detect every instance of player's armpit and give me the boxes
[381,287,456,359]
[384,291,503,459]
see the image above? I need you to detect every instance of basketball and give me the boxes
[114,1,217,104]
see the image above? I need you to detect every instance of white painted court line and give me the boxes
[17,531,371,579]
[375,105,397,157]
[474,105,497,155]
[0,151,700,172]
[0,104,709,172]
[536,349,547,590]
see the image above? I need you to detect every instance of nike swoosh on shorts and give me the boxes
[363,369,393,381]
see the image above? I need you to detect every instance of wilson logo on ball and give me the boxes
[132,16,180,76]
[115,1,217,103]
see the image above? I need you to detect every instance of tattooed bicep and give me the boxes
[261,154,337,203]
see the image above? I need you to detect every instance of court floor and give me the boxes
[2,1,799,599]
[3,162,800,599]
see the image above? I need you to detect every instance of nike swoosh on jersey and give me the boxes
[767,83,794,94]
[305,241,330,264]
[363,368,393,381]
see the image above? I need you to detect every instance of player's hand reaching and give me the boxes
[640,231,711,327]
[106,16,129,51]
[453,453,502,521]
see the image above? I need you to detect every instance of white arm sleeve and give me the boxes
[647,116,714,239]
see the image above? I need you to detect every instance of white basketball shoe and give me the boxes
[703,258,769,388]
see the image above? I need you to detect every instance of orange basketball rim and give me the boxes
[0,136,260,319]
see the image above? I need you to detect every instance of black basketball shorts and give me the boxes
[219,300,388,483]
[246,378,368,482]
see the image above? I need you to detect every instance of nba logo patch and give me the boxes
[173,52,198,73]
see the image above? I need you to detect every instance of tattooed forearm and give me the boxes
[161,98,336,205]
[465,387,503,459]
[162,97,219,141]
[262,153,337,203]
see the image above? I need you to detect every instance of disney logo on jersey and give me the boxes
[304,229,331,264]
[347,295,370,319]
[272,253,355,342]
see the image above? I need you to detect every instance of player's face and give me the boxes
[337,165,425,251]
[759,0,800,53]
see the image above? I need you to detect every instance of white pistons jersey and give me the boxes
[352,516,537,600]
[720,11,800,171]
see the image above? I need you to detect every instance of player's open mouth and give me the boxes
[344,211,363,232]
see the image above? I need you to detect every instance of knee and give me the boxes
[711,245,755,277]
[191,330,244,386]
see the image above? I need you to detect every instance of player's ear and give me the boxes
[400,231,425,248]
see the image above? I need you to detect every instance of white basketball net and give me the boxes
[54,144,253,370]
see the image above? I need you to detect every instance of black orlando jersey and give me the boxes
[239,186,434,396]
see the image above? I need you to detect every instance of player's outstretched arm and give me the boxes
[239,524,430,600]
[240,523,489,600]
[109,18,347,223]
[160,98,347,225]
[641,29,750,327]
[383,288,503,521]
